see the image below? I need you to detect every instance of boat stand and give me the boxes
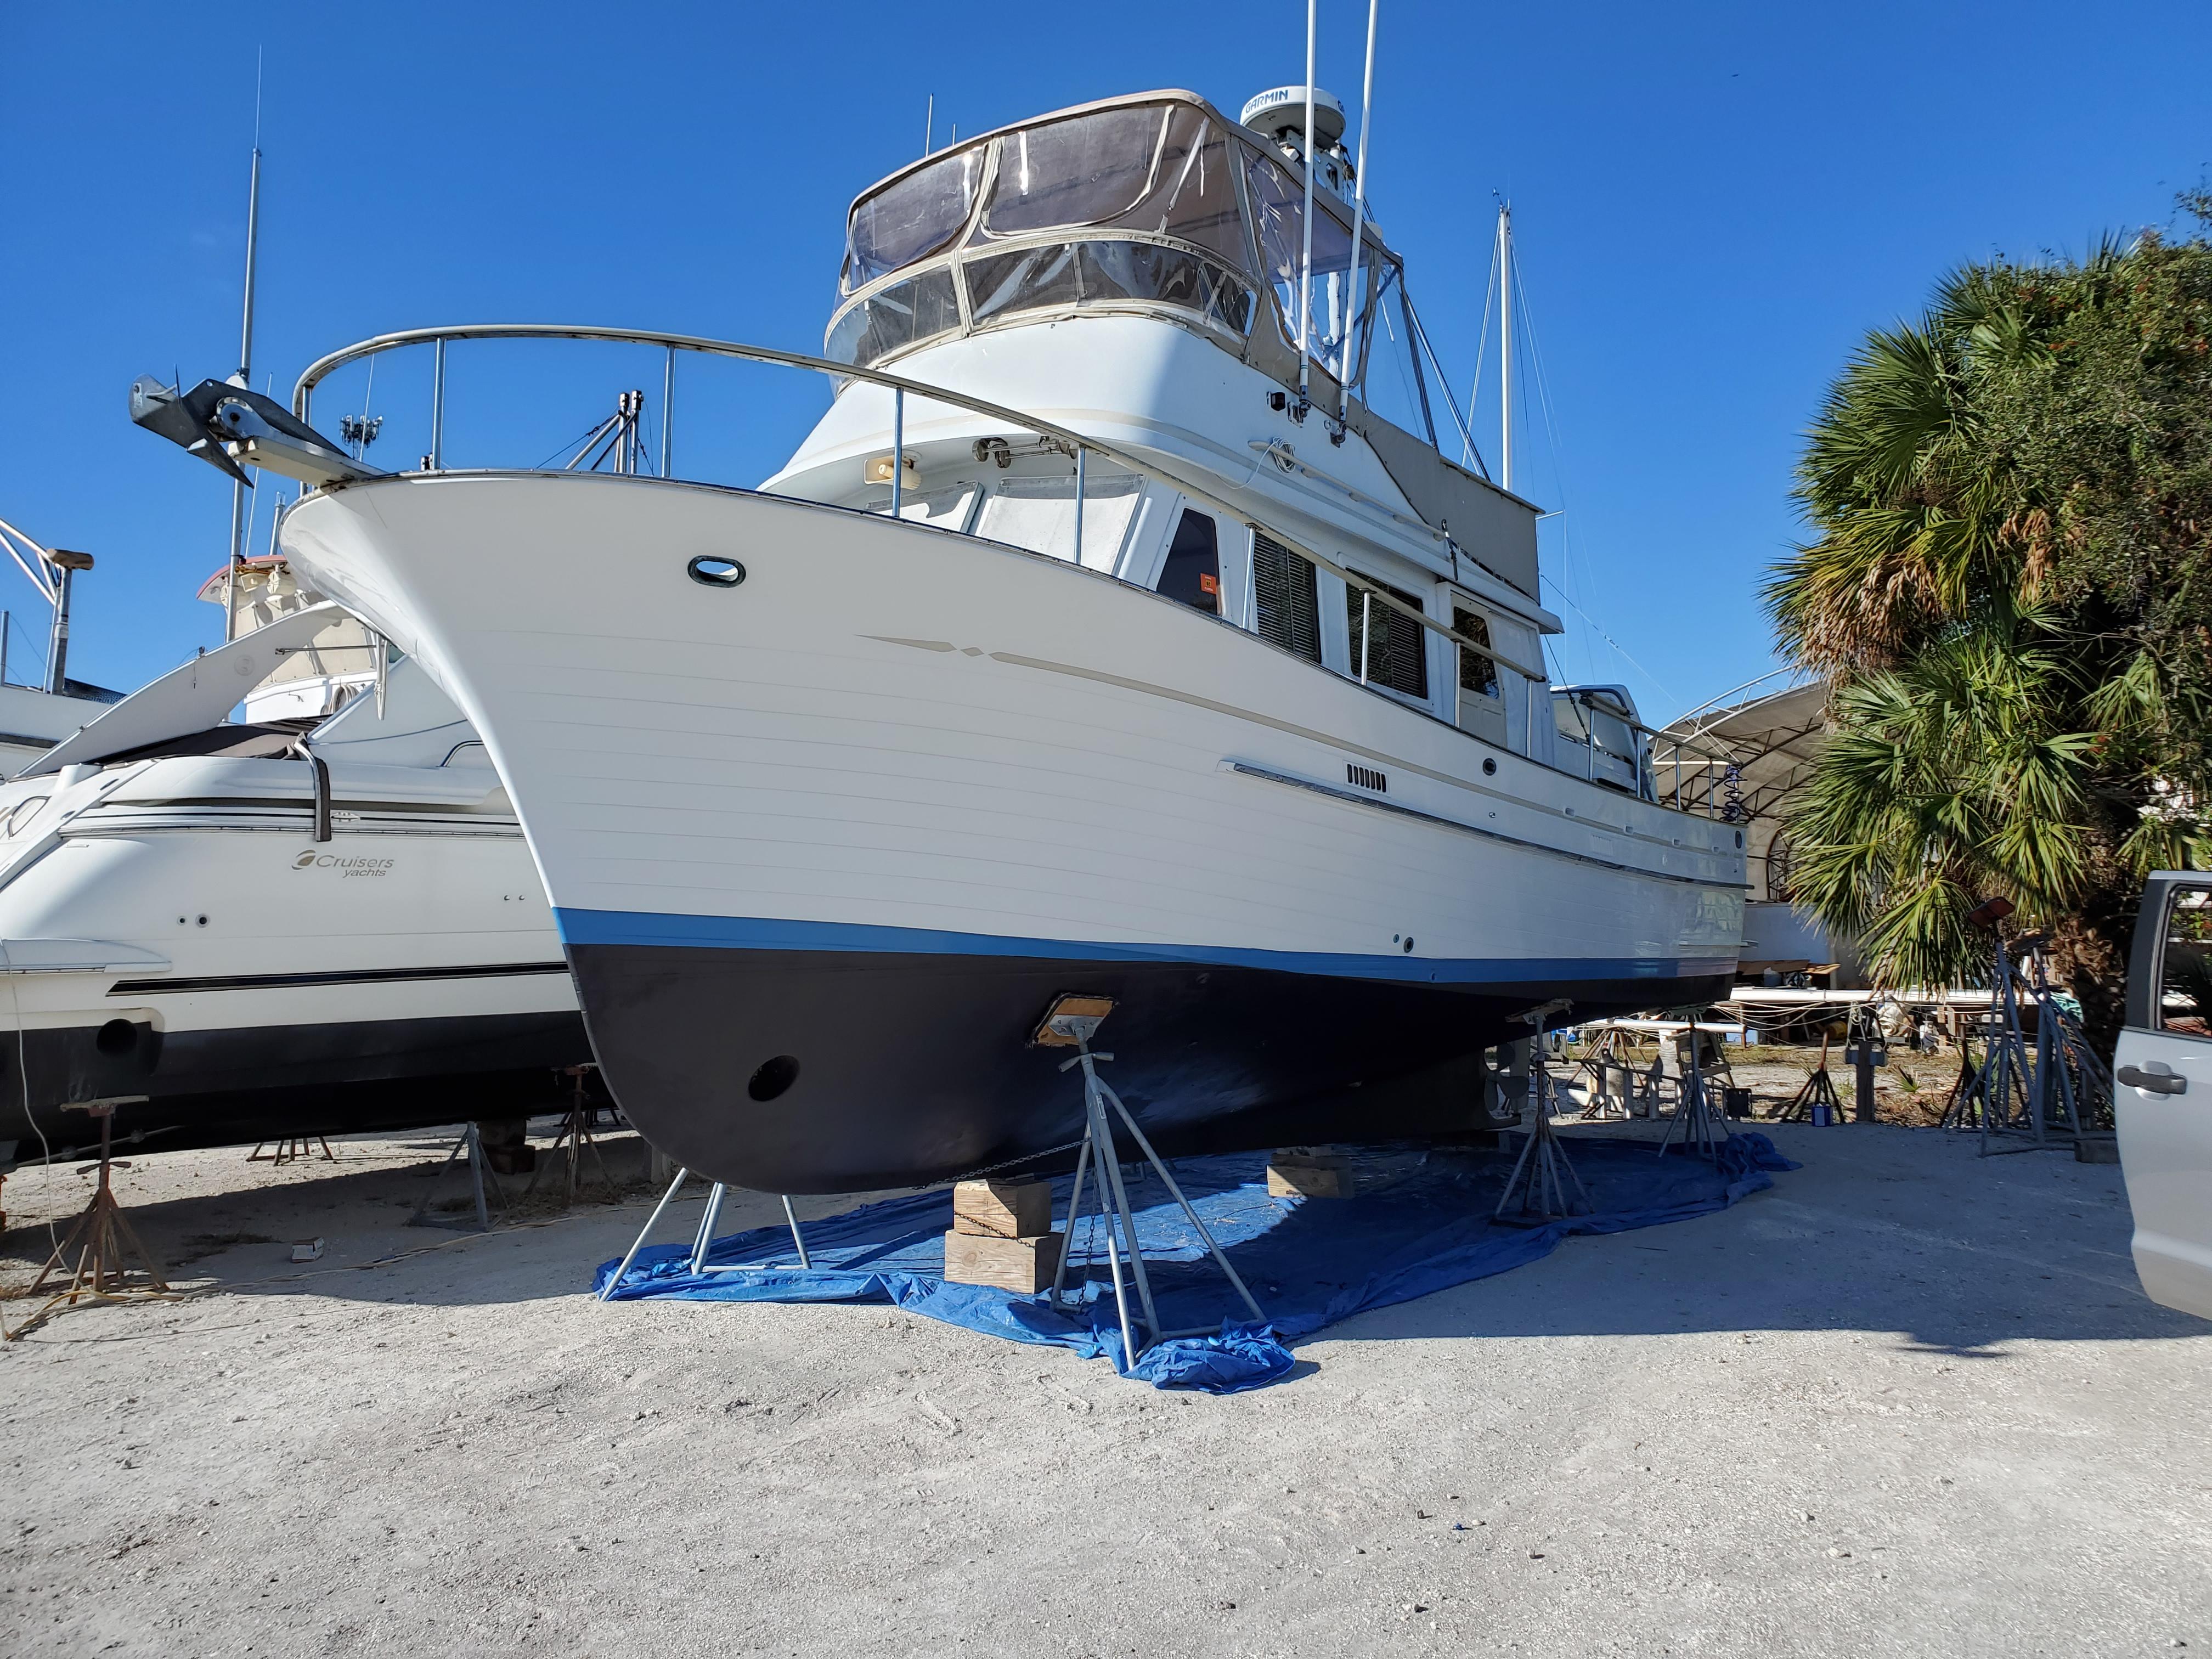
[250,1135,334,1165]
[9,1098,174,1339]
[1656,1015,1726,1160]
[406,1122,507,1232]
[1036,999,1264,1366]
[1494,1065,1591,1224]
[597,1166,813,1301]
[526,1069,619,1206]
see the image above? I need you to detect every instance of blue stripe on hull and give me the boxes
[553,906,1720,988]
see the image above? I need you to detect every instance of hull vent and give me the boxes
[1347,764,1387,793]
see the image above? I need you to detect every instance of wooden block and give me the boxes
[952,1177,1052,1238]
[942,1228,1063,1293]
[1268,1160,1347,1199]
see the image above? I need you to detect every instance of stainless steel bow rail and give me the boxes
[131,321,1743,819]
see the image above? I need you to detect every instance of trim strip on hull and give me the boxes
[554,906,1727,989]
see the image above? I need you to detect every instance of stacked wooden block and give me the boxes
[1267,1147,1351,1198]
[941,1177,1062,1293]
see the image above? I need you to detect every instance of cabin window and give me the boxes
[843,145,988,292]
[1452,603,1506,742]
[1156,510,1222,614]
[966,241,1252,335]
[1453,607,1500,699]
[1346,578,1429,700]
[1251,532,1321,663]
[1244,152,1359,371]
[825,267,963,367]
[973,472,1142,572]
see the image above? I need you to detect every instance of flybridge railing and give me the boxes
[290,325,1742,820]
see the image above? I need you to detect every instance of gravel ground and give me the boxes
[1,1111,2206,1657]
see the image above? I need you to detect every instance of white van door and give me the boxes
[2113,873,2212,1317]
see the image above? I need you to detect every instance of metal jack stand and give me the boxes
[1774,1036,1845,1125]
[10,1098,173,1337]
[406,1122,507,1232]
[527,1066,618,1206]
[250,1135,334,1166]
[1035,995,1264,1365]
[597,1166,813,1301]
[1494,1064,1591,1224]
[1656,1011,1725,1160]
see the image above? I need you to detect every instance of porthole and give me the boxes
[688,556,746,588]
[1481,758,1497,776]
[1402,938,1416,953]
[747,1054,800,1102]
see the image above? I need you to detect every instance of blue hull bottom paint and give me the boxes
[560,910,1730,1194]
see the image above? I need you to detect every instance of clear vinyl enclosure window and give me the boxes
[825,267,962,366]
[979,105,1253,272]
[1245,153,1359,374]
[966,241,1252,335]
[844,145,988,292]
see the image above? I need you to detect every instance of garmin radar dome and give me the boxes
[1239,86,1355,198]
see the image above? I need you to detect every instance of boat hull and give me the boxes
[568,932,1726,1192]
[0,759,589,1164]
[283,473,1743,1192]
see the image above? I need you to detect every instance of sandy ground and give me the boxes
[0,1103,2207,1657]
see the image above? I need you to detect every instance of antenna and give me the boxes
[224,131,263,643]
[1334,0,1380,441]
[923,94,933,156]
[1497,199,1513,494]
[1295,0,1318,420]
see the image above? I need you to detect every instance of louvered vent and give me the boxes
[1251,532,1321,664]
[1347,764,1387,793]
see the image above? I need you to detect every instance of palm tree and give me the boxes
[1767,239,2209,1044]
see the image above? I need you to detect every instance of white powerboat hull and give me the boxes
[285,472,1741,1191]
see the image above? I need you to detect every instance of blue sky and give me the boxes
[4,1,2207,720]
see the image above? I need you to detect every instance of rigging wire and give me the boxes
[1508,235,1678,708]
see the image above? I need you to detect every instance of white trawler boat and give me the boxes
[150,85,1746,1192]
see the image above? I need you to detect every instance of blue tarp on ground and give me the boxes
[592,1132,1798,1393]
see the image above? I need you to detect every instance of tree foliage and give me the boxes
[1767,197,2212,1039]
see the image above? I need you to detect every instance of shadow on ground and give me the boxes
[3,1118,2203,1360]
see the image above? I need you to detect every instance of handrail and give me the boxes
[290,323,1739,787]
[292,323,1555,685]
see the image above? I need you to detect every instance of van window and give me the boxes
[1347,578,1429,699]
[1251,532,1321,663]
[2158,884,2212,1037]
[1156,510,1222,614]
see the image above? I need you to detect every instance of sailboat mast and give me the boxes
[225,144,262,642]
[1497,201,1513,494]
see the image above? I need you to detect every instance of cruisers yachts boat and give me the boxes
[0,592,589,1163]
[147,87,1746,1192]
